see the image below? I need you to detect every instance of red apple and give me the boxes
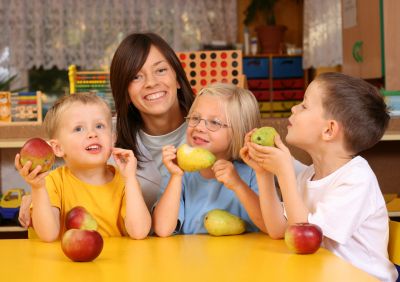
[284,223,323,254]
[61,229,103,262]
[65,206,98,231]
[20,137,55,173]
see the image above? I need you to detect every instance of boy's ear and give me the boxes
[49,139,64,157]
[322,120,340,141]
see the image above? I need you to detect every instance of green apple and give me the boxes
[251,127,278,147]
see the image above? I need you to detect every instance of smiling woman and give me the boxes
[110,33,195,209]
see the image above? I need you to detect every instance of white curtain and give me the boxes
[303,0,342,68]
[0,0,237,72]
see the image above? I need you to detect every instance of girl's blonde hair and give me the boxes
[190,83,261,160]
[43,93,112,138]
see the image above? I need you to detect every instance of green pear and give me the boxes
[177,144,216,172]
[204,209,246,236]
[251,127,278,147]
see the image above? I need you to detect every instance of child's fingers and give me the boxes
[274,134,287,151]
[244,129,256,143]
[14,154,22,169]
[18,161,33,176]
[25,165,43,180]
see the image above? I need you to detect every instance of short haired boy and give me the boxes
[241,73,397,281]
[15,93,151,241]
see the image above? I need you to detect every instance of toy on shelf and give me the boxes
[176,50,245,94]
[68,65,115,113]
[0,188,26,226]
[67,50,246,107]
[0,91,43,125]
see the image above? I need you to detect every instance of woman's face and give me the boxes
[127,45,181,118]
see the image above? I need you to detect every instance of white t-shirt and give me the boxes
[295,156,397,282]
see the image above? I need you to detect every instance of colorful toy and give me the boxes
[0,91,42,124]
[176,50,245,94]
[67,50,246,107]
[0,188,26,225]
[68,65,115,113]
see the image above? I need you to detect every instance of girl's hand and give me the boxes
[247,134,293,178]
[212,160,243,191]
[15,154,48,190]
[112,148,138,178]
[162,145,183,176]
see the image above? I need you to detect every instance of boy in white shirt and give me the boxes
[241,72,397,282]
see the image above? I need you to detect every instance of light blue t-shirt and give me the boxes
[160,161,259,234]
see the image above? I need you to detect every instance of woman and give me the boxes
[18,33,195,227]
[109,33,195,209]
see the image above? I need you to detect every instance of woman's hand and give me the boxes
[162,145,183,176]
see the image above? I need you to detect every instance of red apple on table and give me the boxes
[61,229,103,262]
[284,223,323,254]
[19,137,55,173]
[65,206,98,231]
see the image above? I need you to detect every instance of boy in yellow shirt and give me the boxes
[15,93,151,241]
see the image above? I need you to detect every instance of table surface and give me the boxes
[0,232,377,282]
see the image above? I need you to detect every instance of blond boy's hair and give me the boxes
[43,93,112,138]
[190,83,261,160]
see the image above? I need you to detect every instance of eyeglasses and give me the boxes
[184,116,229,132]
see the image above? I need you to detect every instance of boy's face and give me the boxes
[51,102,113,169]
[186,94,231,160]
[286,81,328,151]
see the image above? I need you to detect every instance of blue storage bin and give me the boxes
[272,57,303,78]
[243,58,269,79]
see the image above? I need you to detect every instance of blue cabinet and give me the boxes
[243,55,305,118]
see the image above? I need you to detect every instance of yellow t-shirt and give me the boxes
[45,165,127,238]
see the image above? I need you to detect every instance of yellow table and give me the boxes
[0,233,377,282]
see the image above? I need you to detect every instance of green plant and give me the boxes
[0,74,25,92]
[244,0,278,26]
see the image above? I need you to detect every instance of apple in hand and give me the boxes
[61,229,103,262]
[20,137,55,173]
[284,223,323,254]
[65,206,98,230]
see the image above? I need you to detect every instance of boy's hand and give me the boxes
[247,134,293,178]
[112,148,138,178]
[15,153,48,190]
[240,130,266,174]
[212,159,244,191]
[162,145,183,176]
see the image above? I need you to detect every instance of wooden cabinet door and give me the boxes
[384,0,400,90]
[342,0,382,79]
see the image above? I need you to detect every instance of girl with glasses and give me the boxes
[153,83,268,236]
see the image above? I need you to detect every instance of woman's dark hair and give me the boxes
[110,33,194,168]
